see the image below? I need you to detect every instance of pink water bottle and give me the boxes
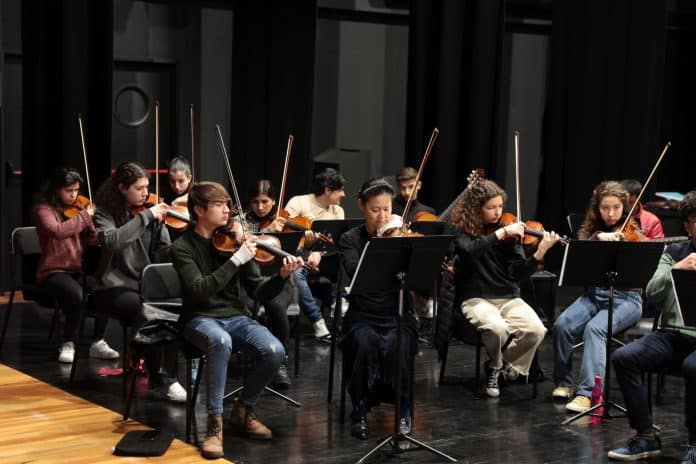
[590,375,603,423]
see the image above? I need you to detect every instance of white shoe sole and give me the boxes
[607,449,661,461]
[565,403,590,413]
[485,388,500,398]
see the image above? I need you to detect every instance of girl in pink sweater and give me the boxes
[33,167,118,363]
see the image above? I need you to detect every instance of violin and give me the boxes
[63,194,92,219]
[130,192,159,216]
[411,211,438,222]
[490,212,568,246]
[258,209,334,245]
[215,125,305,267]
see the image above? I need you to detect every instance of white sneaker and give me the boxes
[89,339,119,360]
[58,341,75,363]
[313,318,330,338]
[165,381,187,403]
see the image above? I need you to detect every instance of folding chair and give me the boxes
[1,227,61,351]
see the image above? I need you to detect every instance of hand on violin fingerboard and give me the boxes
[279,256,305,278]
[596,231,624,241]
[267,217,286,233]
[148,203,169,222]
[496,222,525,241]
[533,231,562,261]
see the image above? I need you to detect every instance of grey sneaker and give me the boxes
[486,367,502,398]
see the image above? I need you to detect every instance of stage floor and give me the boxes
[0,298,690,463]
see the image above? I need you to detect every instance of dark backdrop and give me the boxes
[538,0,669,232]
[229,0,317,203]
[21,0,112,224]
[406,0,506,213]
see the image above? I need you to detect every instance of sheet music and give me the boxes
[345,241,371,295]
[558,239,571,286]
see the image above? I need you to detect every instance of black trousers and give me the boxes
[93,286,179,388]
[40,272,106,343]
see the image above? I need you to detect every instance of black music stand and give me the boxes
[311,219,364,402]
[559,240,663,425]
[670,269,696,328]
[347,236,456,464]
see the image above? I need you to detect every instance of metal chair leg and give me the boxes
[0,290,16,351]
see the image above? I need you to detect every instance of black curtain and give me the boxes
[229,0,317,203]
[538,0,668,232]
[21,0,113,224]
[406,0,505,213]
[659,25,696,196]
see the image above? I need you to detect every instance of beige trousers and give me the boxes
[460,297,546,375]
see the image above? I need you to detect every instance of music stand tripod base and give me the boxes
[557,241,663,426]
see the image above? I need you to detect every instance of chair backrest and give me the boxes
[9,227,41,290]
[566,213,584,238]
[11,227,41,256]
[140,263,182,302]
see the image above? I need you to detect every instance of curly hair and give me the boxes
[680,190,696,222]
[94,162,149,226]
[33,167,85,212]
[449,179,507,236]
[578,180,630,237]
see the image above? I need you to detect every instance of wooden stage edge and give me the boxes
[0,363,227,463]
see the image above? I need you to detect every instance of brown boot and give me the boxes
[229,399,273,440]
[201,415,224,459]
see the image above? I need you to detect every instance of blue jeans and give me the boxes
[294,267,334,323]
[552,287,642,397]
[613,330,696,433]
[183,315,285,416]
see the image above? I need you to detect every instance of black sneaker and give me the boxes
[351,417,368,440]
[271,363,291,389]
[608,434,662,461]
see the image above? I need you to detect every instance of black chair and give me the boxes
[126,264,300,443]
[122,263,183,421]
[1,227,62,352]
[68,245,131,398]
[435,270,539,398]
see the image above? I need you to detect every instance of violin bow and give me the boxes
[513,130,522,221]
[77,114,93,204]
[618,141,671,233]
[401,127,439,224]
[275,134,294,221]
[215,124,247,234]
[190,104,195,182]
[155,100,160,201]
